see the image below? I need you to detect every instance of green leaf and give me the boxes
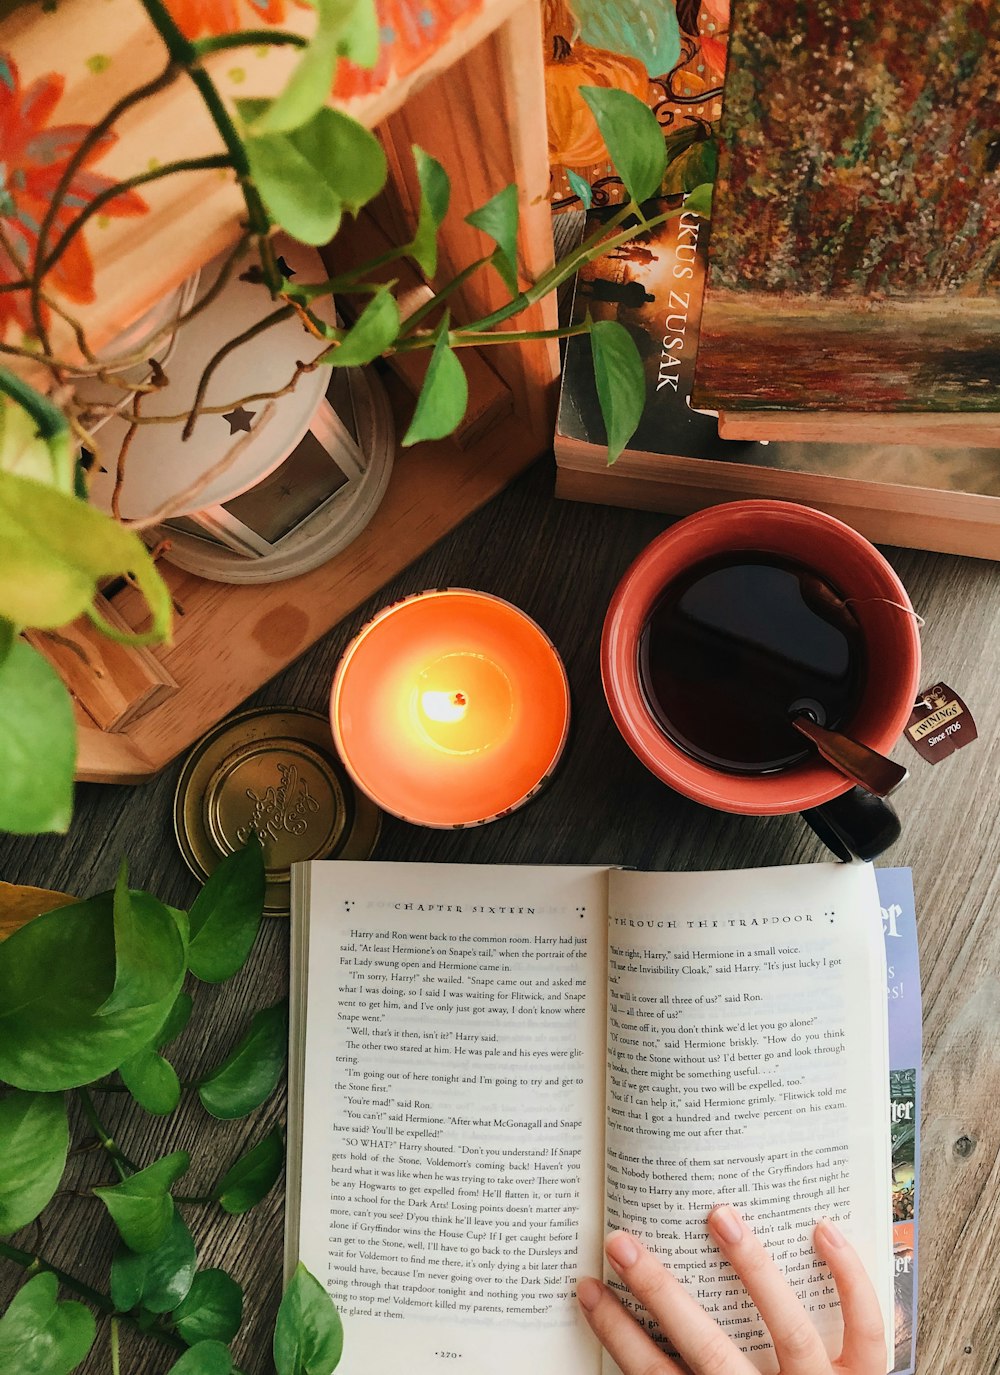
[0,469,171,640]
[238,102,386,245]
[156,991,194,1049]
[0,889,186,1090]
[0,1272,95,1375]
[241,135,340,245]
[319,0,379,67]
[660,130,718,195]
[579,87,667,205]
[197,1001,288,1120]
[274,1264,343,1375]
[408,146,450,277]
[174,1271,243,1346]
[0,1091,68,1235]
[214,1128,284,1215]
[111,1209,197,1314]
[248,0,378,136]
[683,181,714,218]
[321,288,400,368]
[0,618,13,666]
[187,840,265,984]
[401,320,468,447]
[590,319,646,464]
[0,390,73,495]
[566,169,593,210]
[118,1045,181,1115]
[167,1339,234,1374]
[94,1150,189,1253]
[0,640,75,834]
[465,184,519,294]
[99,863,186,1016]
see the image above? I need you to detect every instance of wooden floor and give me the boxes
[1,457,998,1374]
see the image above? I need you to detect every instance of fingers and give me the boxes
[602,1231,755,1375]
[707,1205,829,1375]
[814,1218,888,1375]
[577,1274,686,1375]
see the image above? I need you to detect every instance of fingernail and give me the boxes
[708,1205,743,1244]
[577,1277,604,1311]
[817,1217,846,1248]
[605,1231,640,1268]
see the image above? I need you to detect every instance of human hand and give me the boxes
[577,1206,887,1375]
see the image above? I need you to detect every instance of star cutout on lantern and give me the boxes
[222,406,255,434]
[275,255,296,278]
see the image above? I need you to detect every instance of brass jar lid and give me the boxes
[174,707,381,914]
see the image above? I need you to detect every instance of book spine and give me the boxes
[875,868,921,1375]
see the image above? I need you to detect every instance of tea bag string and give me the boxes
[841,596,926,627]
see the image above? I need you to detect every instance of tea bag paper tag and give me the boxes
[904,683,977,763]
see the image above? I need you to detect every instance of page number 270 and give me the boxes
[434,1353,463,1360]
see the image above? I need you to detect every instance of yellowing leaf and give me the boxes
[0,471,171,641]
[0,880,76,941]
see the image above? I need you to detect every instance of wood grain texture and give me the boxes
[82,378,552,782]
[379,0,559,436]
[24,598,178,733]
[554,458,1000,560]
[330,209,513,448]
[1,459,998,1372]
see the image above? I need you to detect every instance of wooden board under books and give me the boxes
[691,0,999,439]
[553,209,1000,559]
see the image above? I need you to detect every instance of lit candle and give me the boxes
[331,590,570,827]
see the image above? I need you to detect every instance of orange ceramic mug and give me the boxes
[601,501,921,859]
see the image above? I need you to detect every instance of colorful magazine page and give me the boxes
[875,868,920,1375]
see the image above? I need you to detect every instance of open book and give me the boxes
[287,861,911,1375]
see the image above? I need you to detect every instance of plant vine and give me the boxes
[0,0,711,841]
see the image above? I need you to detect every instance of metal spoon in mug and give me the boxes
[790,709,908,798]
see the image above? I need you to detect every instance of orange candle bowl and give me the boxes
[330,590,571,827]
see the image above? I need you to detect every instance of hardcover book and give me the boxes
[286,860,920,1375]
[554,209,1000,560]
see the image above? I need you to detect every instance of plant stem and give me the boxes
[111,1317,121,1375]
[294,246,413,301]
[399,256,493,335]
[0,1241,187,1354]
[193,30,308,53]
[0,1240,119,1312]
[138,0,280,292]
[41,157,233,279]
[75,1088,136,1180]
[466,200,654,334]
[397,321,594,350]
[30,60,182,357]
[181,303,295,439]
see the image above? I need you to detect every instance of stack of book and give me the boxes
[553,206,1000,558]
[550,0,1000,559]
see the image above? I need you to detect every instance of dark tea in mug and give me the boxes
[638,552,866,775]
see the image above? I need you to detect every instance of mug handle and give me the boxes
[801,786,902,862]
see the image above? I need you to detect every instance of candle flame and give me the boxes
[420,690,468,724]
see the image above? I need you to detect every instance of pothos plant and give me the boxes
[0,0,712,840]
[0,838,340,1375]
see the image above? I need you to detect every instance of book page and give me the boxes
[604,862,892,1375]
[288,861,608,1375]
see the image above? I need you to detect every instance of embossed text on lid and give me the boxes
[175,707,380,915]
